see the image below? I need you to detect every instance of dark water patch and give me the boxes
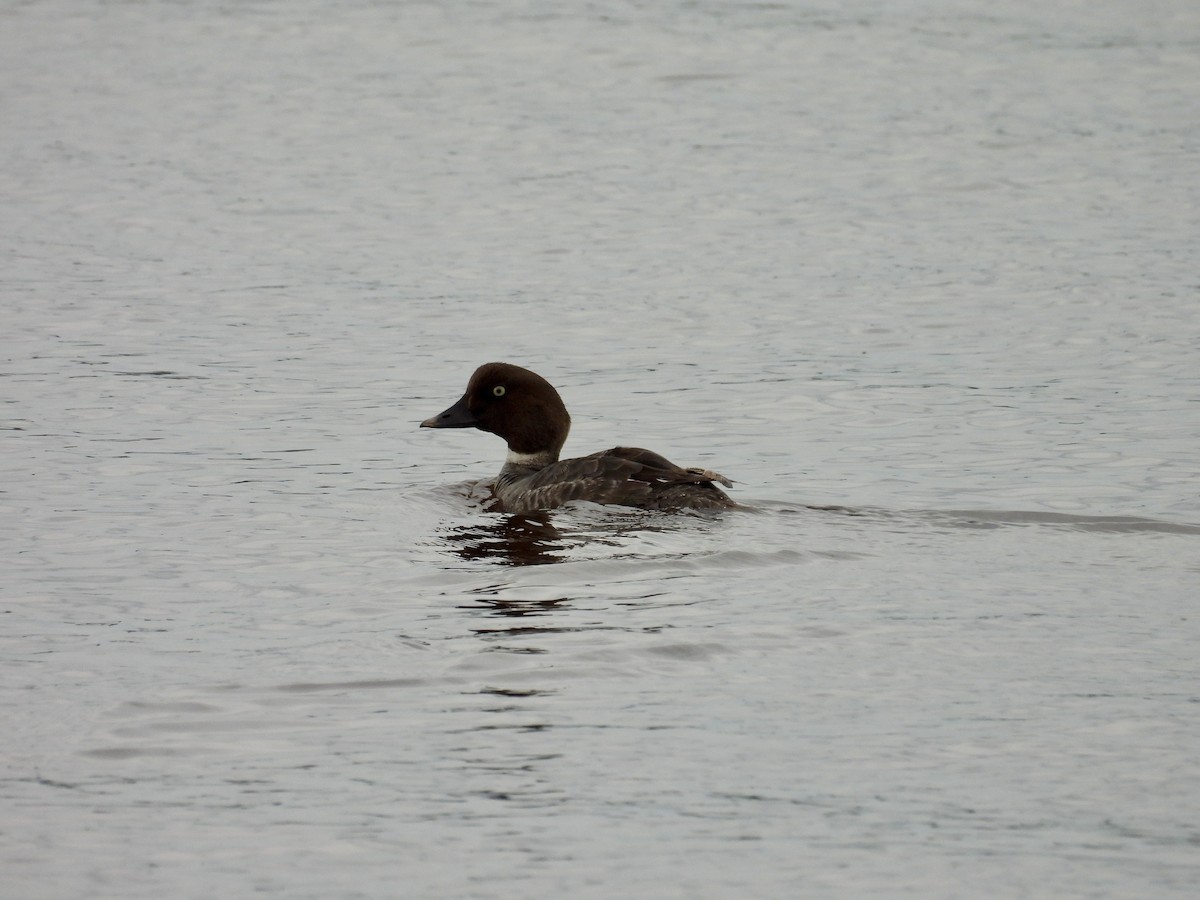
[433,502,832,575]
[469,624,644,642]
[459,722,552,734]
[443,513,575,565]
[460,593,577,617]
[111,370,206,379]
[481,644,548,655]
[479,686,557,698]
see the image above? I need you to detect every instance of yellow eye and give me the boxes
[492,385,506,397]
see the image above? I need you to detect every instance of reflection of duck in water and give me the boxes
[444,513,568,566]
[422,363,737,514]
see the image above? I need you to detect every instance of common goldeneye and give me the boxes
[421,362,737,514]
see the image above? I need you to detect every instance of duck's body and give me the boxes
[421,363,736,514]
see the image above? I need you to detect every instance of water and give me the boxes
[3,1,1199,897]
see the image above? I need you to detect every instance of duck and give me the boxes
[421,362,737,514]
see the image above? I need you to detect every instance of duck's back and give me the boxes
[495,446,736,513]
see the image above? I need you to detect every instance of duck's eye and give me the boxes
[492,385,506,397]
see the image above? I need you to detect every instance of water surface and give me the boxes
[3,1,1198,897]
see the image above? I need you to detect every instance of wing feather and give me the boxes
[497,447,736,513]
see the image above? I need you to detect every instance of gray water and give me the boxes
[3,1,1199,897]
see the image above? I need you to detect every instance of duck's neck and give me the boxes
[503,448,558,471]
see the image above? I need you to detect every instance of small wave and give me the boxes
[925,509,1200,535]
[752,500,1200,536]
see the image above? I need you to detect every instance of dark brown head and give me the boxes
[420,362,571,459]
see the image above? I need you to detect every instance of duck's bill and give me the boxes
[420,395,479,429]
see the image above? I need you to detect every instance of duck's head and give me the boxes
[421,362,571,461]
